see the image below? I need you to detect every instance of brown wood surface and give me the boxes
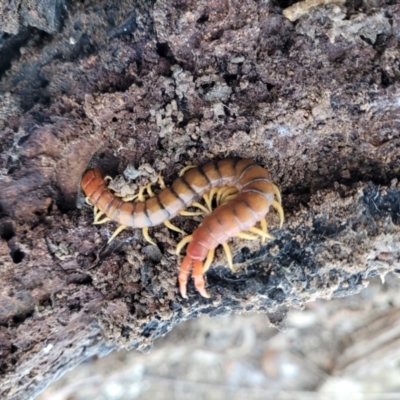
[0,0,400,399]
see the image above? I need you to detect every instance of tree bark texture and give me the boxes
[0,0,400,399]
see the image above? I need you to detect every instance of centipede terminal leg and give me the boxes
[193,260,210,298]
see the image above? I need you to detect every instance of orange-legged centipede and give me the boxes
[81,158,284,298]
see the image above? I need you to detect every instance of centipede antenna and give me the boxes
[260,218,268,245]
[94,210,105,222]
[108,224,127,243]
[164,220,186,235]
[191,201,211,215]
[272,184,282,204]
[203,248,215,273]
[176,235,193,255]
[94,217,111,225]
[248,226,275,240]
[142,227,157,246]
[236,232,258,241]
[87,147,105,170]
[272,200,284,228]
[222,242,234,272]
[179,165,196,176]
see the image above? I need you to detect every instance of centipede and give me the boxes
[81,158,284,298]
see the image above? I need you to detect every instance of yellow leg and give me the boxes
[87,195,113,227]
[203,248,215,273]
[94,209,104,221]
[158,173,166,189]
[179,165,196,176]
[122,194,139,202]
[104,176,113,183]
[164,220,186,235]
[105,182,138,201]
[146,182,154,197]
[260,218,268,244]
[86,198,98,223]
[142,227,157,246]
[272,183,282,204]
[191,201,211,215]
[219,188,238,205]
[108,224,127,243]
[203,187,219,212]
[236,232,258,240]
[176,235,193,255]
[272,200,284,228]
[216,187,226,206]
[137,186,148,202]
[221,242,234,272]
[220,194,238,205]
[248,226,275,240]
[214,187,237,206]
[94,216,111,225]
[179,210,204,216]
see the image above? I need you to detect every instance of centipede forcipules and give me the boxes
[81,158,284,298]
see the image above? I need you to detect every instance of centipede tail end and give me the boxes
[178,256,210,298]
[178,256,193,298]
[193,260,210,298]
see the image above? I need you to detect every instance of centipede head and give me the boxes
[81,168,103,193]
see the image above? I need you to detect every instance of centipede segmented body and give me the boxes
[81,158,284,298]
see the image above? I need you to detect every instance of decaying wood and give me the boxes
[0,0,400,399]
[283,0,346,22]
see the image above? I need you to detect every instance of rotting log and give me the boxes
[0,0,400,399]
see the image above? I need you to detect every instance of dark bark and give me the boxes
[0,0,400,398]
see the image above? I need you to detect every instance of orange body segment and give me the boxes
[81,158,283,299]
[226,200,257,230]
